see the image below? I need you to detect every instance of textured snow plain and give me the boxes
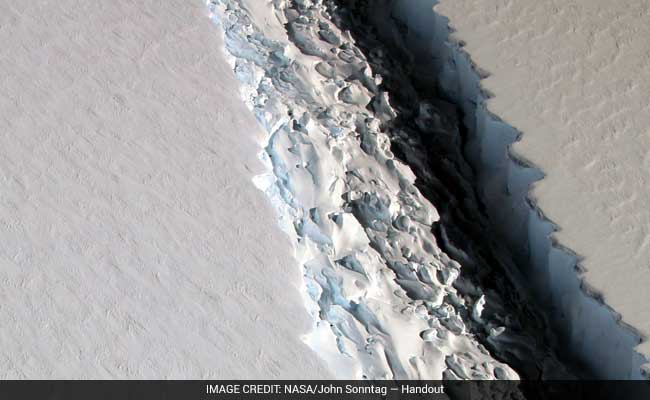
[207,0,575,383]
[380,0,650,379]
[0,0,331,378]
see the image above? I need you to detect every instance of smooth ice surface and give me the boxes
[0,0,329,378]
[431,0,650,371]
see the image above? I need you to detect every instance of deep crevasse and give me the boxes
[206,0,524,381]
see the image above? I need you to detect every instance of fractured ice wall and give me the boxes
[383,0,648,379]
[206,0,530,382]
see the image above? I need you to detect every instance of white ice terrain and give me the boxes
[0,0,612,381]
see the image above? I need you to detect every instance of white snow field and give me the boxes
[382,0,650,379]
[0,0,331,378]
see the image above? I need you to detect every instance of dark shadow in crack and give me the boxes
[326,0,586,384]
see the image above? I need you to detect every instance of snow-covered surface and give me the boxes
[0,0,330,378]
[9,0,634,381]
[385,0,650,378]
[205,0,546,381]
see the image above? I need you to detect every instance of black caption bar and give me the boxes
[1,380,649,400]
